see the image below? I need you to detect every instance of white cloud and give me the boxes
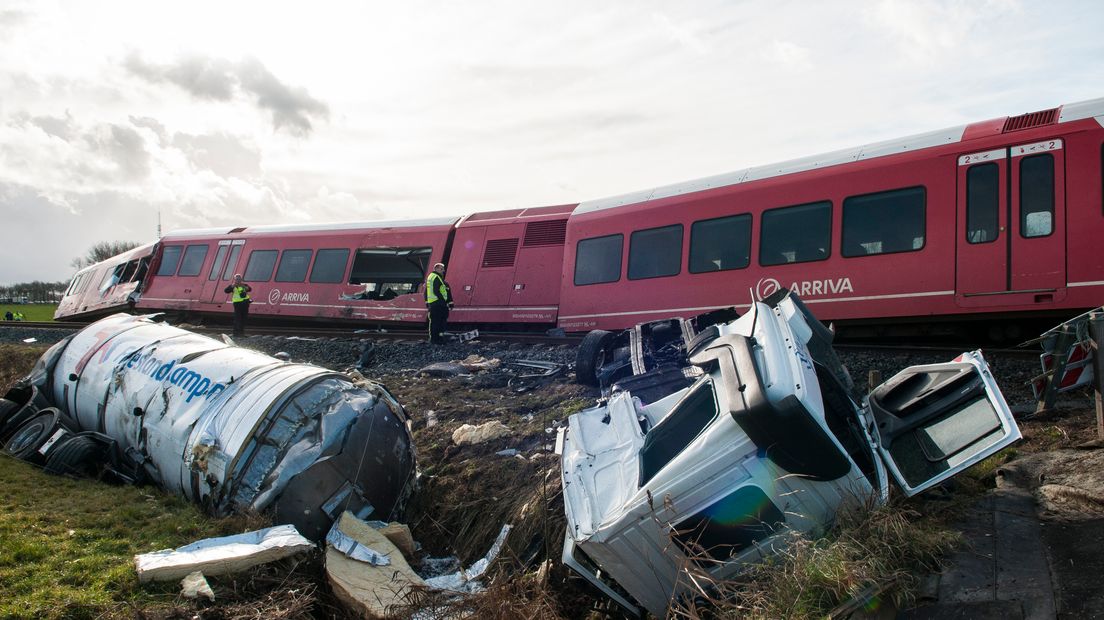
[0,0,1102,284]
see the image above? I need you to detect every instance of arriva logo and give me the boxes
[756,277,854,299]
[267,289,310,305]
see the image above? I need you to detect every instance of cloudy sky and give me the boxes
[1,0,1101,284]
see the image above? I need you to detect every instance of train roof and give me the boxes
[162,217,460,239]
[574,96,1104,216]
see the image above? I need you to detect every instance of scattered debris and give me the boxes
[20,338,35,344]
[511,359,564,378]
[378,522,417,560]
[180,571,215,602]
[325,512,426,618]
[456,329,481,343]
[452,421,511,446]
[134,525,314,583]
[424,523,513,593]
[425,410,438,427]
[273,351,290,362]
[418,361,471,377]
[459,355,501,372]
[495,448,519,457]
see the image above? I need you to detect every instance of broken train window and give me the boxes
[346,247,431,299]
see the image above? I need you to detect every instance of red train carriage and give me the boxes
[54,243,155,320]
[55,96,1104,336]
[135,218,459,324]
[556,97,1104,335]
[126,205,575,327]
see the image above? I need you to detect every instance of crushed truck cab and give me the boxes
[558,292,1021,616]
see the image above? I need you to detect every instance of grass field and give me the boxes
[0,456,265,620]
[0,303,58,322]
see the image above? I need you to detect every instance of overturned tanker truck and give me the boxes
[0,314,417,539]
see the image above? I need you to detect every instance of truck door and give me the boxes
[867,351,1021,496]
[202,240,245,304]
[955,139,1066,304]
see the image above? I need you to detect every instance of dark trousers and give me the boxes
[428,302,449,344]
[232,301,250,336]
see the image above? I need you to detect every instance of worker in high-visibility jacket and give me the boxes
[425,262,453,344]
[224,274,253,337]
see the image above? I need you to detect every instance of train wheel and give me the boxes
[576,329,614,386]
[44,435,107,478]
[3,409,63,466]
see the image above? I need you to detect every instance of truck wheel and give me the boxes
[44,435,107,478]
[3,409,63,465]
[576,330,614,386]
[0,398,18,428]
[0,400,39,444]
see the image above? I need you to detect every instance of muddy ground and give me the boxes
[2,329,1103,618]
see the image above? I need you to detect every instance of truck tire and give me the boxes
[3,409,63,465]
[0,400,39,444]
[44,435,107,478]
[576,330,614,386]
[0,398,18,429]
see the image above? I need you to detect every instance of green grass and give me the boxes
[0,304,58,322]
[0,455,261,619]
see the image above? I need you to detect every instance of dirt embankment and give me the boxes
[2,331,1098,618]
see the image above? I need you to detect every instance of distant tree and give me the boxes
[71,240,142,270]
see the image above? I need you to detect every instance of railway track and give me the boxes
[1,320,582,345]
[3,321,1045,353]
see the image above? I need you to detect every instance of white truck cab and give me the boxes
[558,292,1020,616]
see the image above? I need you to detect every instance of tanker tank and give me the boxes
[7,313,417,539]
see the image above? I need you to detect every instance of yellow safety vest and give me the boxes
[231,285,250,303]
[425,272,445,303]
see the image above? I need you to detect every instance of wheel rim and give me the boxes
[8,422,46,453]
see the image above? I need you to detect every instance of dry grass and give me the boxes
[668,502,959,619]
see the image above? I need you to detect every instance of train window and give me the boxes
[842,187,926,257]
[120,259,139,282]
[310,249,350,283]
[133,257,149,284]
[966,164,999,243]
[689,214,751,273]
[177,245,209,278]
[275,250,313,282]
[629,225,683,280]
[208,245,229,281]
[574,234,623,286]
[100,264,125,292]
[759,201,832,266]
[64,274,82,296]
[157,246,183,276]
[347,247,432,299]
[1020,153,1054,238]
[244,250,278,282]
[222,244,244,280]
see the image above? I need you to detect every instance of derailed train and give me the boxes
[56,96,1104,337]
[0,314,417,539]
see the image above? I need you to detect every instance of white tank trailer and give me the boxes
[9,313,417,539]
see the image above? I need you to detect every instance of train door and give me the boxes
[955,139,1066,304]
[471,224,525,306]
[201,239,246,304]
